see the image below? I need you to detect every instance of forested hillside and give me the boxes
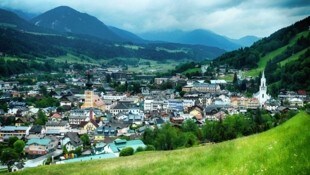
[215,16,310,92]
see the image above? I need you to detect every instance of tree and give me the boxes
[80,134,90,148]
[233,72,238,85]
[74,147,82,156]
[13,140,25,156]
[0,148,18,171]
[8,137,18,148]
[35,109,48,125]
[119,147,134,156]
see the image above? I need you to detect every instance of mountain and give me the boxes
[0,8,51,33]
[230,35,260,47]
[139,29,246,51]
[14,111,310,175]
[3,8,38,20]
[30,6,123,41]
[108,26,146,43]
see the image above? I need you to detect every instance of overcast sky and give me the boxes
[1,0,309,38]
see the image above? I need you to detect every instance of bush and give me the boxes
[135,146,144,153]
[119,147,134,157]
[144,145,155,151]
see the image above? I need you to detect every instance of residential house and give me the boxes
[25,138,56,156]
[62,132,83,152]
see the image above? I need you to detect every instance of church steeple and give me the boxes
[260,71,266,91]
[85,71,93,90]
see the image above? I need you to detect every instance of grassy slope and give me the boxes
[12,111,310,175]
[245,31,309,77]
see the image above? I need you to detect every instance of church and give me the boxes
[81,71,106,111]
[253,71,270,107]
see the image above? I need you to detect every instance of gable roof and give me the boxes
[26,138,51,146]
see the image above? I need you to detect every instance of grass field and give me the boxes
[11,111,310,175]
[127,59,184,74]
[279,48,307,67]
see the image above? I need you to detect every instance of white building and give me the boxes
[253,72,271,106]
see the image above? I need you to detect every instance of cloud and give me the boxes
[0,0,309,38]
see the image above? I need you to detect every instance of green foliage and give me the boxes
[8,137,18,148]
[80,134,90,148]
[35,109,48,125]
[35,97,60,108]
[0,102,8,113]
[144,145,155,151]
[135,147,145,153]
[74,147,82,156]
[119,147,134,157]
[0,148,18,169]
[13,140,25,155]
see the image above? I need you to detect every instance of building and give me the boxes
[25,138,56,155]
[182,81,220,93]
[81,72,105,111]
[0,126,30,142]
[110,101,142,115]
[253,72,271,106]
[62,132,83,152]
[230,97,260,109]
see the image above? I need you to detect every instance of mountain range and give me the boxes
[4,6,259,50]
[140,29,260,51]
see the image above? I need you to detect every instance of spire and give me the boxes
[262,71,265,79]
[85,70,93,90]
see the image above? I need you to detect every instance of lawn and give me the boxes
[11,111,310,175]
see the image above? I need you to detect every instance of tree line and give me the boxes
[143,109,298,150]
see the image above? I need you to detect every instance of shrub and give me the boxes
[144,145,155,151]
[119,147,134,157]
[135,146,144,153]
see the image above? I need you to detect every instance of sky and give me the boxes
[0,0,309,38]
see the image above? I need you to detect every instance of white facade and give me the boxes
[253,72,271,106]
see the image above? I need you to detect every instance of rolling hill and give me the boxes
[10,111,310,175]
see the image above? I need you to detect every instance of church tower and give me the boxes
[81,71,94,109]
[253,71,270,106]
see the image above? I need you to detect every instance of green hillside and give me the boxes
[11,111,310,175]
[216,16,309,77]
[245,30,309,77]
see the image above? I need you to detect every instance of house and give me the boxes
[25,138,56,156]
[189,106,204,120]
[80,120,98,133]
[45,121,70,137]
[11,162,24,172]
[29,125,45,135]
[105,139,146,154]
[289,98,304,107]
[93,142,106,155]
[0,126,30,142]
[110,101,142,115]
[62,132,83,152]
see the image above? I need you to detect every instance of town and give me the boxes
[0,62,307,172]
